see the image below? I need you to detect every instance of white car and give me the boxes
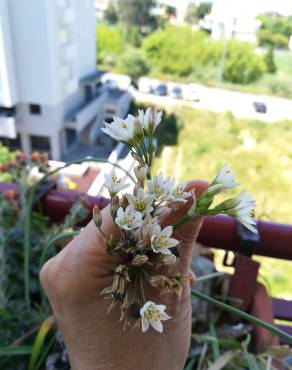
[138,77,152,94]
[183,83,201,102]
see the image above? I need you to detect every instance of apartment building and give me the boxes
[0,0,131,160]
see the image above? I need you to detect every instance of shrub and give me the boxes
[143,27,220,76]
[119,51,149,85]
[223,41,266,84]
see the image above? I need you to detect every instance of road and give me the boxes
[131,85,292,123]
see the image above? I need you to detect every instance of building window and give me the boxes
[29,104,42,115]
[65,128,77,148]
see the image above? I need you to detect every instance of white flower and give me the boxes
[226,192,257,233]
[126,188,155,214]
[147,173,175,202]
[140,301,171,333]
[212,163,240,190]
[104,171,130,195]
[171,182,191,203]
[101,115,142,145]
[138,107,162,134]
[151,225,179,255]
[115,206,143,231]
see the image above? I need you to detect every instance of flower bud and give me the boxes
[93,205,102,228]
[121,195,128,209]
[134,165,148,180]
[132,254,149,267]
[153,206,171,220]
[5,190,16,201]
[111,195,120,217]
[215,198,240,212]
[31,151,40,162]
[133,117,144,142]
[135,238,150,251]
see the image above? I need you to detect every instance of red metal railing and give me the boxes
[1,183,291,341]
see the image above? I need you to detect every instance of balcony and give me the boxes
[0,114,16,139]
[65,93,105,132]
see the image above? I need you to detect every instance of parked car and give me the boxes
[153,84,167,96]
[253,101,267,113]
[169,86,182,99]
[138,77,152,94]
[183,83,201,102]
[104,79,118,90]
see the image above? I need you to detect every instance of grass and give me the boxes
[152,104,292,298]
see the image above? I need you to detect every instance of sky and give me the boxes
[158,0,292,16]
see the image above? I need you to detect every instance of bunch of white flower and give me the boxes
[94,108,257,334]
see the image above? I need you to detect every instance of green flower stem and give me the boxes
[24,186,36,309]
[191,290,292,344]
[173,213,192,230]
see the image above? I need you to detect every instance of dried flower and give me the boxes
[151,225,179,255]
[161,253,177,266]
[140,301,171,333]
[132,255,149,267]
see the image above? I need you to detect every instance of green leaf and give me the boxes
[244,352,260,370]
[184,356,196,370]
[0,345,32,356]
[28,316,55,370]
[207,350,238,370]
[209,322,220,361]
[191,290,292,344]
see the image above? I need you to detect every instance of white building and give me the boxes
[0,0,131,160]
[201,0,261,43]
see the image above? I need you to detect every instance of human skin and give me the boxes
[40,180,208,370]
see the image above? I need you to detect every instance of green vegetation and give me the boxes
[96,24,292,98]
[257,13,292,49]
[96,24,123,65]
[150,104,292,297]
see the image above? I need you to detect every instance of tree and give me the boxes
[264,47,277,74]
[116,0,157,33]
[104,2,118,25]
[96,24,123,65]
[120,51,149,86]
[195,2,211,20]
[223,41,266,84]
[257,13,292,49]
[184,3,197,25]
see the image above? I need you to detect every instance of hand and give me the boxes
[40,180,208,370]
